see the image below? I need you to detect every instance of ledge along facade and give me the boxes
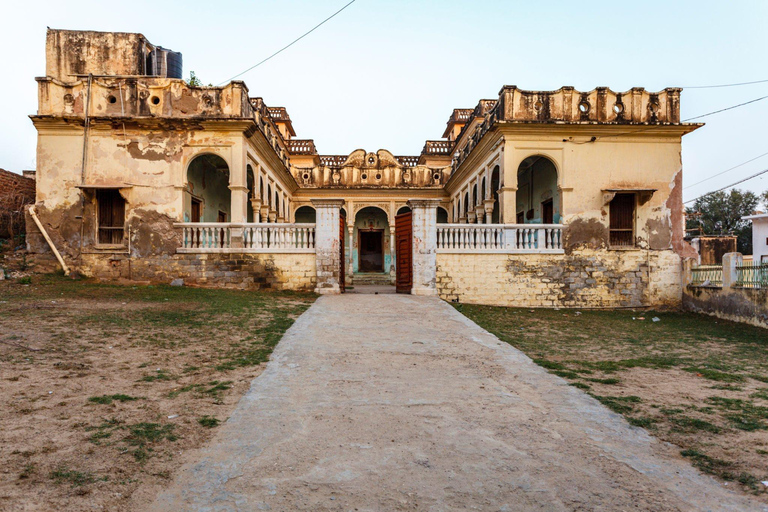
[26,29,701,306]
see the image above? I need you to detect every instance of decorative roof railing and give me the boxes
[287,139,317,155]
[422,140,454,156]
[267,106,291,122]
[396,156,419,168]
[319,155,349,168]
[451,109,473,123]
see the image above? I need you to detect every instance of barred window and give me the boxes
[96,189,126,245]
[609,193,635,247]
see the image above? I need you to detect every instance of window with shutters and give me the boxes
[96,189,126,245]
[609,193,635,247]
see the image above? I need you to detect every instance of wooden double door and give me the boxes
[395,211,412,294]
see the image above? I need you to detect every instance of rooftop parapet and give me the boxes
[497,86,682,124]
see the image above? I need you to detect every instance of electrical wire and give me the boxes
[568,93,768,144]
[217,0,358,86]
[684,150,768,190]
[683,168,768,205]
[681,79,768,89]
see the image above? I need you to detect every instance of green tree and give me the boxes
[186,71,202,87]
[685,189,759,254]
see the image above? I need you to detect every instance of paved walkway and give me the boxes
[150,295,765,512]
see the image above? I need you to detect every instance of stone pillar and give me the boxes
[268,210,277,223]
[260,205,269,223]
[484,199,495,224]
[467,210,477,224]
[722,252,742,290]
[408,198,440,296]
[474,204,485,224]
[499,186,517,224]
[312,199,345,294]
[229,185,248,248]
[347,225,354,280]
[250,199,262,223]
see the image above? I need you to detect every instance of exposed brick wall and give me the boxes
[436,250,682,308]
[0,169,35,199]
[0,169,36,238]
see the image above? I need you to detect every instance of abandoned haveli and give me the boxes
[25,29,702,308]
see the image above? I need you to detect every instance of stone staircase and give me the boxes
[351,273,393,286]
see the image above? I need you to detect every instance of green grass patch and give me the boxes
[590,394,641,414]
[670,416,721,434]
[198,416,221,428]
[586,377,621,385]
[684,367,744,383]
[139,370,174,382]
[681,449,733,478]
[88,394,141,405]
[49,466,104,486]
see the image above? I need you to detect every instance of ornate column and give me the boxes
[408,198,441,296]
[484,199,495,224]
[467,210,477,224]
[474,204,485,224]
[500,140,517,223]
[259,205,270,223]
[311,199,345,294]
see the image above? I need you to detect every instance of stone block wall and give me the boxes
[77,253,316,291]
[436,249,682,308]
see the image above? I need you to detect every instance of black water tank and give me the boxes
[166,51,183,79]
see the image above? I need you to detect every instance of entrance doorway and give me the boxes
[358,230,384,272]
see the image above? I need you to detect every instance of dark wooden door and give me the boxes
[339,212,346,293]
[542,199,554,224]
[395,211,412,294]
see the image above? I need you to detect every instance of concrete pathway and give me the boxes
[150,295,765,512]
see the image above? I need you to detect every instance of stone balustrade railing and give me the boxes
[176,223,316,253]
[436,224,564,253]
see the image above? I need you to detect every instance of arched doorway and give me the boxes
[491,166,500,223]
[397,206,411,215]
[354,206,390,274]
[516,156,559,224]
[437,206,449,224]
[294,205,316,223]
[246,165,255,222]
[185,154,230,223]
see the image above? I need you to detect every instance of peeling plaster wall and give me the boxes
[684,286,768,329]
[437,249,682,308]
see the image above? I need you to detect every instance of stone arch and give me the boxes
[184,153,231,222]
[516,155,560,224]
[463,192,470,218]
[396,205,411,215]
[491,165,500,223]
[246,164,255,222]
[294,205,316,223]
[354,205,391,275]
[437,206,449,224]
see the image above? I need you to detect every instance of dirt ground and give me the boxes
[458,303,768,502]
[0,273,315,512]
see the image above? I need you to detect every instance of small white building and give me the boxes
[743,213,768,263]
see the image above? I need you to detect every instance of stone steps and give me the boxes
[352,273,392,286]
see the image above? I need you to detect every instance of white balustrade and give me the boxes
[436,224,564,253]
[175,223,316,253]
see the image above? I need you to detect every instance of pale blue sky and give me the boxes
[1,0,766,202]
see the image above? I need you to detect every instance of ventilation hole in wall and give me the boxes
[303,173,310,180]
[375,173,382,180]
[108,95,117,104]
[361,173,368,180]
[534,100,543,111]
[613,103,624,114]
[649,102,660,113]
[578,101,590,113]
[151,96,160,105]
[433,173,441,180]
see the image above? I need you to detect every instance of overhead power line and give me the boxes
[684,168,768,205]
[569,93,768,144]
[684,150,768,190]
[218,0,358,86]
[682,78,768,89]
[683,95,768,122]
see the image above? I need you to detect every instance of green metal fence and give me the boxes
[690,265,723,287]
[735,262,768,289]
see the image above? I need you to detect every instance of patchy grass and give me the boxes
[198,416,221,428]
[456,304,768,499]
[0,274,315,510]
